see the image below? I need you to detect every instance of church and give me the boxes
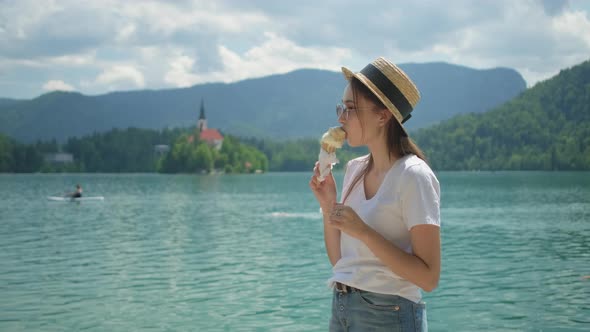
[196,99,223,150]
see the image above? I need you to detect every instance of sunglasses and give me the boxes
[336,103,357,120]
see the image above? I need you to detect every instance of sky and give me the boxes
[1,0,589,99]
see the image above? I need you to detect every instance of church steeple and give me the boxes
[198,99,207,131]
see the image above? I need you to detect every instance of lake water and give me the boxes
[0,172,589,331]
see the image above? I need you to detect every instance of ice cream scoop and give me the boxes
[320,127,346,153]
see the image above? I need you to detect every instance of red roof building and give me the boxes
[200,129,223,141]
[198,99,224,150]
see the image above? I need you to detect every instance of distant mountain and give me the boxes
[0,62,526,142]
[401,63,526,129]
[0,98,23,107]
[413,59,590,170]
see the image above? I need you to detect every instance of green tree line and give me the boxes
[64,127,183,172]
[0,127,273,173]
[239,136,366,172]
[0,134,46,172]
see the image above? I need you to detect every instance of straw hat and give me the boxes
[342,57,420,136]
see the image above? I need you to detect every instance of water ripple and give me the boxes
[1,172,589,331]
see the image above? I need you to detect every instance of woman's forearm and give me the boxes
[362,228,439,292]
[323,213,341,266]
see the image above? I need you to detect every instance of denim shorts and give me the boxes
[330,287,427,332]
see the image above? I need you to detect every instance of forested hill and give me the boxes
[414,59,590,170]
[0,62,525,142]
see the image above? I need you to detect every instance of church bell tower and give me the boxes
[198,99,207,131]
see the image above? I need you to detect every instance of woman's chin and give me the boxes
[346,140,361,148]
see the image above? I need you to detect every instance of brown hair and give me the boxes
[342,78,427,204]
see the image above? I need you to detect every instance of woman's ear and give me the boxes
[378,109,392,127]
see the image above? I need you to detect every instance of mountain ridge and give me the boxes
[0,62,526,142]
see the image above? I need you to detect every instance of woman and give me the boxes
[309,57,441,331]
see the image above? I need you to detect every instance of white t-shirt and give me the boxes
[327,154,441,303]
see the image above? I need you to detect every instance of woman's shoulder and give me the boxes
[346,154,369,171]
[399,155,438,181]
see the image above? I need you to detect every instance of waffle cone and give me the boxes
[321,142,336,153]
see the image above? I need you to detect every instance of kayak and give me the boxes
[47,196,104,202]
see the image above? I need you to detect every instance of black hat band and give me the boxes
[360,63,413,122]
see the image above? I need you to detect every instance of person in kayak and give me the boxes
[70,184,83,198]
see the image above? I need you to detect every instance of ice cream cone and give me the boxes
[317,127,346,182]
[322,142,336,153]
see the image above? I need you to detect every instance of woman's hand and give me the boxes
[328,203,371,241]
[309,161,337,212]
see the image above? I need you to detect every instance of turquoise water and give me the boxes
[0,172,589,331]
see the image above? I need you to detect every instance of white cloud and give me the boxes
[138,46,160,61]
[118,1,270,35]
[42,80,75,92]
[221,32,350,77]
[0,52,96,69]
[96,65,145,88]
[164,55,199,87]
[115,24,136,43]
[49,53,97,66]
[552,10,590,46]
[191,32,350,84]
[162,32,351,87]
[0,0,63,41]
[1,0,590,98]
[376,1,590,87]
